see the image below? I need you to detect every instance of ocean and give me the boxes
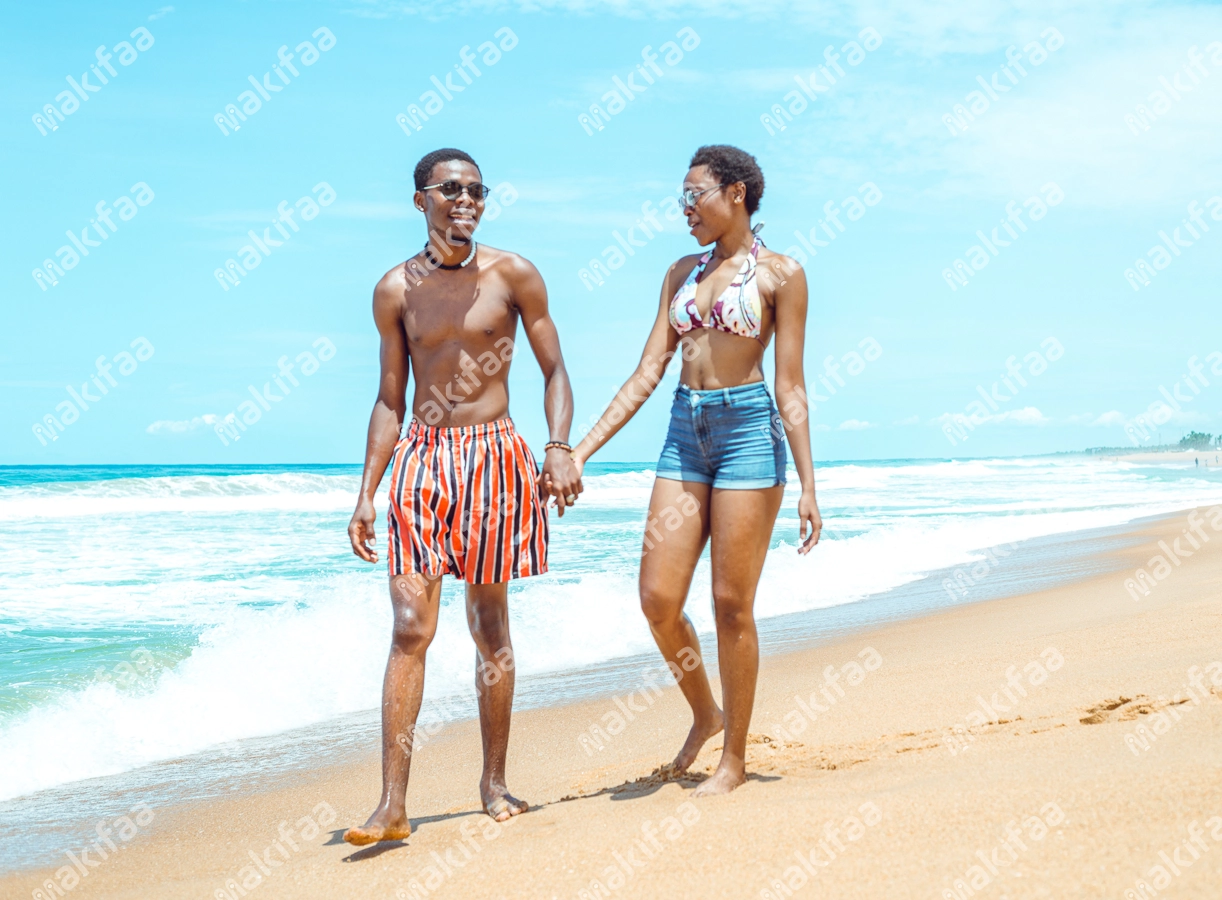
[2,456,1221,868]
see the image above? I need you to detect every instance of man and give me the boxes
[343,148,582,845]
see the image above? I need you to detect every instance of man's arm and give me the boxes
[348,277,409,562]
[510,256,582,516]
[772,260,822,554]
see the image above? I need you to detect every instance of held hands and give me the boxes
[539,447,583,517]
[348,497,379,563]
[798,491,822,555]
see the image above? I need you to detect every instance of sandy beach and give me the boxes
[8,507,1222,900]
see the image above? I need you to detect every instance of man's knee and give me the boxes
[712,590,754,633]
[468,604,509,654]
[390,576,437,654]
[391,609,436,655]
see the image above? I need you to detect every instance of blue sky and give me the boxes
[4,0,1222,464]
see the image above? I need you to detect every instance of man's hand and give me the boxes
[539,448,583,517]
[349,497,379,563]
[798,491,822,555]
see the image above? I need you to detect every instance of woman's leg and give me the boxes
[637,477,720,772]
[694,484,784,796]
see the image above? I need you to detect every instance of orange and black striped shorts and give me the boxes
[387,418,548,584]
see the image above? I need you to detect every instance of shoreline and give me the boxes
[5,505,1222,898]
[0,507,1148,869]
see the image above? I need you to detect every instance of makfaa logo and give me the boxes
[213,183,336,290]
[32,337,155,446]
[941,28,1065,136]
[579,28,701,135]
[1123,196,1222,291]
[33,183,155,291]
[1124,42,1222,135]
[759,27,883,136]
[212,337,337,445]
[213,27,337,136]
[31,25,155,135]
[396,28,518,137]
[942,183,1064,291]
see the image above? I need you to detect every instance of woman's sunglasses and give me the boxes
[420,181,489,201]
[680,183,725,209]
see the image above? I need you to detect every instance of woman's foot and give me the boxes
[343,808,411,845]
[481,780,529,822]
[692,760,747,797]
[670,709,725,773]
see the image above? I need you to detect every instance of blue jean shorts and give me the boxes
[656,382,787,489]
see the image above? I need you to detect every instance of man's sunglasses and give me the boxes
[420,181,490,201]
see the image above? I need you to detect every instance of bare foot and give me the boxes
[482,782,528,822]
[671,710,724,773]
[343,810,411,846]
[692,764,746,797]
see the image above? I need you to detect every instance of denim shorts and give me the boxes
[656,382,787,489]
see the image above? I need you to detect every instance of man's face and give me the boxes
[414,160,485,244]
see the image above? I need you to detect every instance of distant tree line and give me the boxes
[1178,431,1217,450]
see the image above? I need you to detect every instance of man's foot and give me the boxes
[342,810,412,846]
[481,782,528,822]
[671,710,724,773]
[692,763,747,797]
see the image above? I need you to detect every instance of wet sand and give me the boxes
[7,508,1222,899]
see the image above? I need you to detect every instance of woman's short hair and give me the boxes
[689,145,765,215]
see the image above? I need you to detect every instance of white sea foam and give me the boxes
[0,472,360,519]
[2,457,1221,801]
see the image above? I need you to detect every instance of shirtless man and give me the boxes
[343,148,582,845]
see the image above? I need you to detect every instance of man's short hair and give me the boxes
[689,145,765,215]
[414,148,480,190]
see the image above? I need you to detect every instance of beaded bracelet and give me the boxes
[544,441,572,453]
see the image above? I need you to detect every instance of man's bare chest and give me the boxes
[401,283,517,350]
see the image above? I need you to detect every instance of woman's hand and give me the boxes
[540,448,583,517]
[798,491,822,555]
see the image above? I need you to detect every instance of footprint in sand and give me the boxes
[1078,697,1133,725]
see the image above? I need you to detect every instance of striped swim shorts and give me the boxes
[387,417,549,584]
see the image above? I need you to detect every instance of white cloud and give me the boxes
[934,406,1049,427]
[146,415,217,435]
[993,406,1049,425]
[838,418,873,431]
[148,5,174,20]
[1090,410,1127,426]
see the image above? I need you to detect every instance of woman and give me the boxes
[571,145,822,795]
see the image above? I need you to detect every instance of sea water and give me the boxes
[2,456,1221,811]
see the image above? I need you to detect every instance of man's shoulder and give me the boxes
[374,260,410,299]
[477,244,540,280]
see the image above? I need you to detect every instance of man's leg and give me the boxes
[466,581,528,821]
[344,572,442,845]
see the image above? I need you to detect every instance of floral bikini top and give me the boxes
[669,238,763,342]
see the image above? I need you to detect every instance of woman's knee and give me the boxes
[640,585,685,629]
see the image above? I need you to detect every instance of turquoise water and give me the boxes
[2,456,1222,806]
